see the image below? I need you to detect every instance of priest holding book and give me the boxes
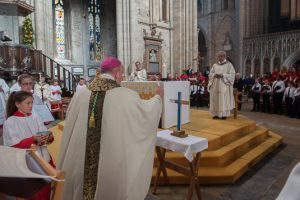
[58,56,163,200]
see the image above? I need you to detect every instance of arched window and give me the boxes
[254,58,260,78]
[245,60,252,77]
[88,0,101,61]
[198,0,203,16]
[263,58,270,74]
[54,0,65,59]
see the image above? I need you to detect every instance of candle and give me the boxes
[177,92,181,131]
[162,63,167,79]
[39,73,42,82]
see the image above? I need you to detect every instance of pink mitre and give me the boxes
[100,56,122,70]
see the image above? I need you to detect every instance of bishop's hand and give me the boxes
[156,84,164,98]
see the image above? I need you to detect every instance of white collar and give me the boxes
[100,73,115,80]
[218,59,227,65]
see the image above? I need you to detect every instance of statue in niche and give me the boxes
[149,49,157,62]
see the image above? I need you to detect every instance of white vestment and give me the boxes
[277,162,300,200]
[9,82,21,93]
[49,85,62,101]
[3,114,50,162]
[130,69,147,81]
[0,78,9,125]
[34,82,51,109]
[208,60,235,117]
[57,85,162,200]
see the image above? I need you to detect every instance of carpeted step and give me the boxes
[154,126,269,167]
[152,133,283,184]
[58,121,65,132]
[47,126,63,164]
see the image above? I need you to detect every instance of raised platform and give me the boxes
[153,109,283,184]
[48,109,283,185]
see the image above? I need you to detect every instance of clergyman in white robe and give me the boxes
[208,53,235,118]
[57,56,162,200]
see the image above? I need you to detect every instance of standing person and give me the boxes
[0,77,9,145]
[3,91,54,200]
[261,80,272,113]
[130,61,147,81]
[34,75,51,109]
[291,82,300,118]
[283,81,296,116]
[208,51,235,119]
[272,75,285,114]
[186,65,193,77]
[251,78,261,112]
[18,74,43,105]
[233,73,244,110]
[49,79,62,110]
[49,79,62,101]
[57,56,163,200]
[76,78,88,92]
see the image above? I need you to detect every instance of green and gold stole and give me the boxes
[83,77,119,200]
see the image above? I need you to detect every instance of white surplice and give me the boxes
[208,60,235,117]
[0,78,9,125]
[3,114,50,162]
[130,69,147,81]
[57,85,162,200]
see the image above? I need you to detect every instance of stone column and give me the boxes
[116,0,132,75]
[34,0,54,57]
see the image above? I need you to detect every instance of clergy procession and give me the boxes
[1,0,300,199]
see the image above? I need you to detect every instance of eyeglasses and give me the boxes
[21,82,33,86]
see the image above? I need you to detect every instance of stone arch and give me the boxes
[245,59,251,77]
[254,58,260,78]
[273,57,281,71]
[282,47,300,68]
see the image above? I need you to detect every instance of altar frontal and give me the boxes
[121,81,190,128]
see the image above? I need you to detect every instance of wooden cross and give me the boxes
[169,92,189,137]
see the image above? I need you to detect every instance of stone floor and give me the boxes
[147,99,300,200]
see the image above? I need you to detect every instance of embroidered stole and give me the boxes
[83,77,119,200]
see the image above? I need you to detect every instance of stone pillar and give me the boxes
[116,0,132,75]
[34,0,54,57]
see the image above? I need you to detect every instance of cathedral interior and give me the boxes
[0,0,300,199]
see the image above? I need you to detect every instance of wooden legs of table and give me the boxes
[153,147,202,200]
[152,147,169,194]
[187,153,202,200]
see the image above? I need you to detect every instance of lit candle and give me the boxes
[177,92,181,131]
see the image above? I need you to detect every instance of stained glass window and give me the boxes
[55,0,65,59]
[88,0,101,61]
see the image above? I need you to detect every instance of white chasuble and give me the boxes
[57,86,162,200]
[208,60,236,117]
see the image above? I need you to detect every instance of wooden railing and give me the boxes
[0,43,77,93]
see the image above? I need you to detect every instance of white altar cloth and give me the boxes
[156,130,208,162]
